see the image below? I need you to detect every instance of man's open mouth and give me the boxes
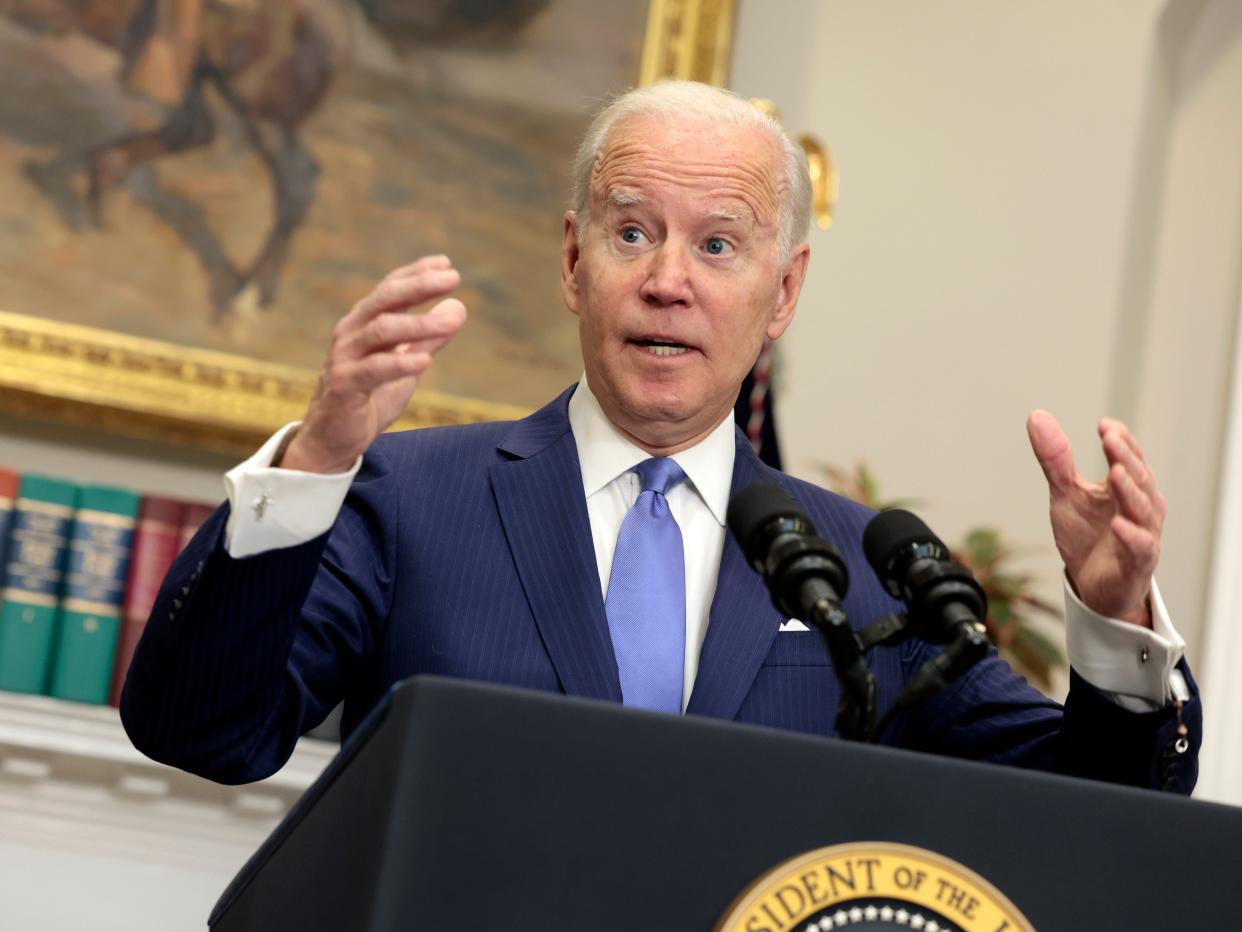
[633,338,690,357]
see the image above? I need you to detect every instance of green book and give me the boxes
[0,475,78,694]
[49,484,141,704]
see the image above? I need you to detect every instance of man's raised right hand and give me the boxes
[280,256,467,474]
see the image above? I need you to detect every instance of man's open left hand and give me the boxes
[1026,410,1164,628]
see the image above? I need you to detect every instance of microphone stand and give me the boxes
[799,579,875,742]
[859,614,989,743]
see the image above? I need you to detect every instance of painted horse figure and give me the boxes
[5,0,549,318]
[8,0,353,316]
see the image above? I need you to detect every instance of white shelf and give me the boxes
[0,691,335,870]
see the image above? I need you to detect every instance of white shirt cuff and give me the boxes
[223,422,363,558]
[1064,575,1187,711]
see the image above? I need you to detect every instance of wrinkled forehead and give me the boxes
[590,115,785,228]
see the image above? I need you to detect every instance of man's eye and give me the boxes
[704,237,732,256]
[620,227,646,245]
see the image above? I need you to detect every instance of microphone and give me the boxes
[725,484,849,623]
[727,482,848,623]
[862,509,990,738]
[862,509,987,641]
[727,483,874,740]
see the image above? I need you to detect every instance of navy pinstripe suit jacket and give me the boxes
[121,388,1201,790]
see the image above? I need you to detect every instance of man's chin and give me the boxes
[611,389,730,445]
[616,387,699,425]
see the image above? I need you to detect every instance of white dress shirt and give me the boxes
[224,379,1187,712]
[566,377,734,710]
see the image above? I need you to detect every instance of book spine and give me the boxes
[109,495,185,707]
[49,485,141,704]
[0,468,19,586]
[179,502,218,552]
[0,476,78,694]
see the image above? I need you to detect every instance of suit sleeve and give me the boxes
[885,638,1201,794]
[120,445,398,784]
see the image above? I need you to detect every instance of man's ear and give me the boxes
[561,211,581,314]
[766,243,810,341]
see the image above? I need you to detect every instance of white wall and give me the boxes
[1128,0,1242,678]
[0,842,235,932]
[735,0,1158,623]
[1200,290,1242,806]
[1163,1,1242,808]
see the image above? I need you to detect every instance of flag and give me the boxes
[734,340,782,470]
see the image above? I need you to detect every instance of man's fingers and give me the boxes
[1109,462,1156,530]
[333,350,435,397]
[1100,421,1162,509]
[1100,421,1147,474]
[1099,417,1146,461]
[1111,514,1159,574]
[341,298,467,361]
[1026,409,1080,492]
[383,254,452,282]
[1102,432,1154,498]
[328,299,465,397]
[341,266,462,330]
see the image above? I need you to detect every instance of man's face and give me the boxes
[561,115,809,453]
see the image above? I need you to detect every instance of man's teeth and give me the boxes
[639,340,688,356]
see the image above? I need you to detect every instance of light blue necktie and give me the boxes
[605,457,687,714]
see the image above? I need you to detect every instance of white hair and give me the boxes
[570,81,812,260]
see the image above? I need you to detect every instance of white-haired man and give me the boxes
[122,82,1199,791]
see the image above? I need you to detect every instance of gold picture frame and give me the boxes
[0,0,735,456]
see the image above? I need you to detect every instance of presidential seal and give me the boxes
[714,842,1034,932]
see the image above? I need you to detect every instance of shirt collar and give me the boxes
[568,376,736,526]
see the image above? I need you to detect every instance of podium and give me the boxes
[209,676,1241,931]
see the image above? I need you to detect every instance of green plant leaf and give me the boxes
[1018,593,1063,618]
[1005,639,1053,691]
[859,465,879,507]
[989,601,1013,627]
[963,528,1002,565]
[1013,626,1067,668]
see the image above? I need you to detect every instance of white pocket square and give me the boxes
[778,618,810,632]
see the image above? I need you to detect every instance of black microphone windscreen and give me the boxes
[726,483,812,565]
[861,509,949,578]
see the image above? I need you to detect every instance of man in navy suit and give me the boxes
[121,82,1199,790]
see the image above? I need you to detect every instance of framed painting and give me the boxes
[0,0,735,454]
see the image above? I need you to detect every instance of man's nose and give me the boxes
[639,243,693,307]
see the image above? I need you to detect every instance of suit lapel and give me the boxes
[488,390,622,703]
[686,433,785,720]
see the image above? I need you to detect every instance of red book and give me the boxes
[0,467,18,498]
[0,467,19,571]
[109,496,185,707]
[179,502,218,553]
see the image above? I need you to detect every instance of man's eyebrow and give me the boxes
[605,191,643,209]
[709,207,754,224]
